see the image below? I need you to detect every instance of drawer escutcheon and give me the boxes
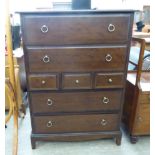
[47,99,53,106]
[102,97,110,104]
[105,54,112,62]
[41,25,48,33]
[43,55,50,63]
[47,121,54,127]
[101,119,107,126]
[108,24,115,32]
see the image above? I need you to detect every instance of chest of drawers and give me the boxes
[19,10,134,149]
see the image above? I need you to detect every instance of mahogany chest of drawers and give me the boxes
[19,10,134,149]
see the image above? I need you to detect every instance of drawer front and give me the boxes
[22,14,131,45]
[27,46,127,73]
[28,74,59,90]
[33,114,119,133]
[95,73,124,89]
[30,90,122,113]
[62,73,92,89]
[133,105,150,135]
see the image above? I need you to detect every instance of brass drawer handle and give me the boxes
[102,97,109,104]
[47,99,53,106]
[101,119,107,126]
[105,54,112,62]
[41,80,46,84]
[108,78,113,83]
[47,121,54,127]
[75,80,79,84]
[41,25,48,33]
[108,24,115,32]
[43,55,50,63]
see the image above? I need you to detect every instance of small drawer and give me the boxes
[62,73,92,89]
[28,74,58,90]
[32,114,119,134]
[30,90,122,113]
[95,73,124,89]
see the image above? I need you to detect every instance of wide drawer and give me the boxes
[62,73,92,90]
[95,73,124,89]
[30,90,122,113]
[22,14,131,45]
[27,46,127,73]
[32,114,119,134]
[28,74,59,90]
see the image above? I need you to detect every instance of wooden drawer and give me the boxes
[133,92,150,135]
[62,73,92,90]
[27,46,127,73]
[28,74,59,90]
[30,90,122,113]
[133,103,150,135]
[22,14,131,45]
[32,114,119,134]
[95,73,124,89]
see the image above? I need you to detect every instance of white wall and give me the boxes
[10,0,150,12]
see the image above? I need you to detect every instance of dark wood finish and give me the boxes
[123,38,150,143]
[31,130,121,149]
[28,74,59,90]
[31,137,36,149]
[115,134,122,145]
[62,73,92,89]
[32,114,119,134]
[95,73,124,89]
[131,90,150,135]
[19,10,134,149]
[27,46,127,73]
[22,14,131,46]
[30,90,122,113]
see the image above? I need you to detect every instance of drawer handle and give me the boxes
[108,78,113,83]
[47,99,53,106]
[41,25,48,33]
[43,55,50,63]
[108,24,115,32]
[102,97,109,104]
[101,119,107,126]
[105,54,112,62]
[75,80,79,84]
[138,116,143,122]
[47,121,54,127]
[42,80,46,84]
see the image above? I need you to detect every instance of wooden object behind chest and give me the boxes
[19,10,134,149]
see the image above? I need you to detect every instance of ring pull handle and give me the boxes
[102,97,109,104]
[41,25,48,33]
[101,119,107,126]
[108,24,115,32]
[47,99,53,106]
[105,54,112,62]
[43,55,50,63]
[47,121,54,128]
